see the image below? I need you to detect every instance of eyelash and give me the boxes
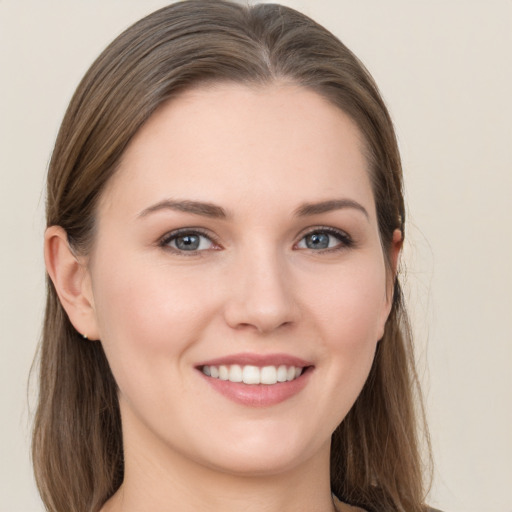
[158,226,354,255]
[295,227,354,252]
[159,228,220,255]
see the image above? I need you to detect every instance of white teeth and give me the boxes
[242,365,260,384]
[201,364,304,385]
[276,365,288,382]
[219,365,229,380]
[260,366,277,385]
[229,364,243,382]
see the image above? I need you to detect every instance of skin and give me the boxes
[46,83,401,512]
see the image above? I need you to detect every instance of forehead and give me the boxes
[99,83,374,220]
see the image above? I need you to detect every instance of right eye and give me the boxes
[295,227,353,252]
[160,230,216,252]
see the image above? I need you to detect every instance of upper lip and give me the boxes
[196,352,313,368]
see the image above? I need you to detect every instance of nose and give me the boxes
[223,248,299,334]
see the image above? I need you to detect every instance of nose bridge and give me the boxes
[224,241,297,333]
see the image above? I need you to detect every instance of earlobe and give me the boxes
[390,229,403,278]
[386,228,403,304]
[44,226,99,340]
[378,229,403,340]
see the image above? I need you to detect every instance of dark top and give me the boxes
[334,495,443,512]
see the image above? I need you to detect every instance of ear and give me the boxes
[44,226,100,340]
[389,228,403,281]
[378,228,403,339]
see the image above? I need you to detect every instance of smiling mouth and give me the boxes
[201,364,305,385]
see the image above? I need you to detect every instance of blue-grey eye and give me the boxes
[175,234,200,250]
[164,232,214,251]
[305,232,329,249]
[297,230,348,250]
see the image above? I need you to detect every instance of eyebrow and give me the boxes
[138,198,368,221]
[138,199,227,219]
[294,199,369,219]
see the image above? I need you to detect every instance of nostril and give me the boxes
[232,319,294,335]
[222,262,299,333]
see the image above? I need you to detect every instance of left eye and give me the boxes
[296,230,349,250]
[162,231,215,252]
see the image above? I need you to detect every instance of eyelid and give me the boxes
[157,225,353,253]
[294,226,354,250]
[158,227,222,252]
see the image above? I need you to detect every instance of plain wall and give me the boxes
[1,1,511,511]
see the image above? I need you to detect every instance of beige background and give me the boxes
[1,1,511,511]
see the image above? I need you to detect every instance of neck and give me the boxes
[102,410,336,512]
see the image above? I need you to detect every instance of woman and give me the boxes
[33,1,433,511]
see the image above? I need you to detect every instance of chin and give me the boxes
[190,425,328,477]
[203,450,311,478]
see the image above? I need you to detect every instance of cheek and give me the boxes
[307,258,387,395]
[284,259,388,439]
[309,258,388,348]
[89,254,219,381]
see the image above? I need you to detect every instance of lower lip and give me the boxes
[198,368,312,407]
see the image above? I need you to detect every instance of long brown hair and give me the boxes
[33,1,431,511]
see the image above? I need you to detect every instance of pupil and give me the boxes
[176,235,199,250]
[306,233,329,249]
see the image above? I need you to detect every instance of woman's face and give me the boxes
[84,83,397,476]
